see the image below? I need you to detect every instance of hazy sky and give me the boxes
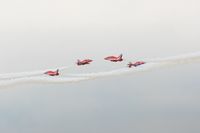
[0,0,200,133]
[0,63,200,133]
[0,0,200,72]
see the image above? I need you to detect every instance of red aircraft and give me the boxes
[104,54,123,62]
[44,69,59,76]
[77,59,93,66]
[128,61,146,68]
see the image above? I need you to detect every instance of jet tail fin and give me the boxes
[77,59,80,65]
[56,69,59,73]
[127,62,132,68]
[119,54,123,60]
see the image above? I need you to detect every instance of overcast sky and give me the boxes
[0,0,200,133]
[0,0,200,73]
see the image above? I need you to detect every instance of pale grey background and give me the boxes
[0,0,200,72]
[0,0,200,133]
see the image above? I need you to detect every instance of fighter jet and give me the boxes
[44,69,59,76]
[77,59,93,66]
[127,61,146,68]
[104,54,123,62]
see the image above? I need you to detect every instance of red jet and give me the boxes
[104,54,123,62]
[128,61,146,68]
[44,69,59,76]
[77,59,93,66]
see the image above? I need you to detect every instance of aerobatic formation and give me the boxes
[44,54,145,76]
[0,52,200,87]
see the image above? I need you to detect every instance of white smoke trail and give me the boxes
[0,63,161,88]
[0,76,90,88]
[0,51,200,87]
[0,66,70,80]
[149,51,200,63]
[66,63,158,77]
